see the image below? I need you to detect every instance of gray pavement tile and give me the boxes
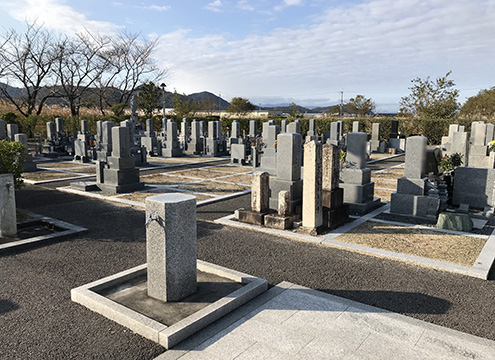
[230,319,314,354]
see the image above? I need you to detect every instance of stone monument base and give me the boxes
[323,204,349,230]
[71,261,267,349]
[235,208,272,225]
[346,197,382,215]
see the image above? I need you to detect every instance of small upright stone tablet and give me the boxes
[146,193,197,302]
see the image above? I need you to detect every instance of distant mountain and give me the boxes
[0,83,231,110]
[260,104,311,113]
[188,91,230,110]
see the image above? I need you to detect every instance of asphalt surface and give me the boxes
[2,155,495,359]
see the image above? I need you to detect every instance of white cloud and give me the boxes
[237,0,254,11]
[274,0,303,11]
[1,0,121,35]
[136,4,171,12]
[156,0,495,110]
[204,0,223,13]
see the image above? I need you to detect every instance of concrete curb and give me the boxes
[71,260,268,349]
[215,203,494,279]
[0,209,88,253]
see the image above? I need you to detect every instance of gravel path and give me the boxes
[2,154,495,359]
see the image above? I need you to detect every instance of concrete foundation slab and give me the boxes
[71,260,267,349]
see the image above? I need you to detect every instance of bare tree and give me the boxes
[0,23,60,116]
[92,31,166,114]
[54,31,111,116]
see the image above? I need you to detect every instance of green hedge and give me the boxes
[3,112,491,145]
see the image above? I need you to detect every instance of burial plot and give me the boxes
[340,132,381,214]
[71,193,267,349]
[95,126,144,194]
[390,136,440,220]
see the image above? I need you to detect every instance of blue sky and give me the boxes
[1,0,494,112]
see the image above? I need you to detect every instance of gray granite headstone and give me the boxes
[286,120,301,134]
[404,136,427,179]
[346,132,367,169]
[231,120,240,138]
[81,119,89,134]
[280,120,287,133]
[0,119,6,140]
[46,122,56,141]
[352,121,360,133]
[0,173,16,236]
[146,193,197,302]
[249,120,258,137]
[6,123,18,142]
[55,117,64,133]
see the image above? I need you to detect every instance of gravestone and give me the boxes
[73,120,91,163]
[370,123,381,152]
[97,126,144,193]
[141,118,158,156]
[258,122,279,175]
[206,121,219,156]
[6,123,18,142]
[327,121,341,146]
[390,120,399,139]
[186,119,203,155]
[280,120,287,133]
[286,120,301,134]
[0,119,7,140]
[302,141,323,233]
[264,190,294,229]
[306,118,317,141]
[452,167,495,209]
[55,117,64,135]
[0,174,16,237]
[340,132,381,214]
[163,121,183,157]
[249,120,258,137]
[97,121,113,162]
[322,143,349,229]
[352,121,360,133]
[15,133,37,172]
[390,136,440,219]
[120,120,146,165]
[268,133,303,213]
[146,193,197,302]
[236,171,271,225]
[46,122,56,142]
[469,121,489,167]
[230,121,248,165]
[450,131,469,166]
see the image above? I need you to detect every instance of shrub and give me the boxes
[0,140,25,189]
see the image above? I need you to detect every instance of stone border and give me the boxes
[367,153,404,164]
[0,210,88,252]
[216,203,495,279]
[23,174,95,185]
[71,260,267,349]
[57,186,251,209]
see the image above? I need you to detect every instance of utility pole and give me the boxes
[339,91,344,118]
[218,93,221,115]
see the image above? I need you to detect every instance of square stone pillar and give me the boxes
[252,171,269,212]
[146,194,197,302]
[249,120,258,137]
[352,121,360,133]
[0,173,16,237]
[302,141,323,230]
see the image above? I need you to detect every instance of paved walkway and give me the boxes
[158,282,495,360]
